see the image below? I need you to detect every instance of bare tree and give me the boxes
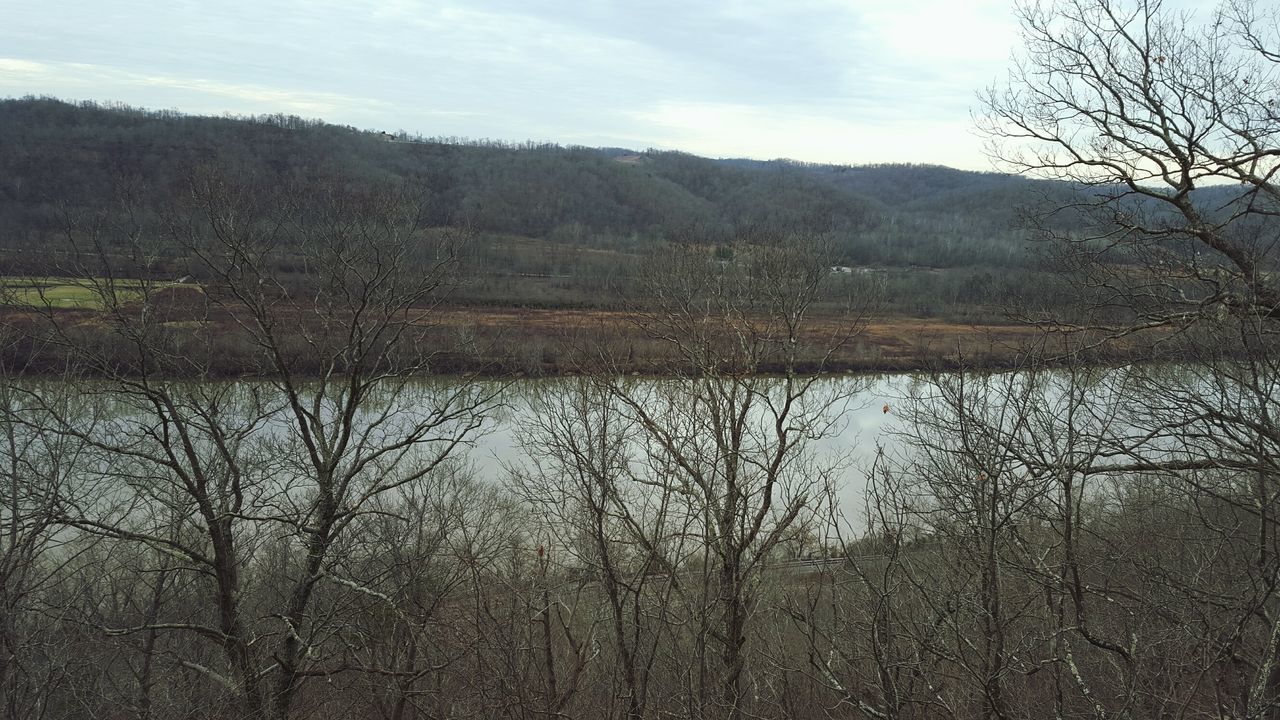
[0,370,95,720]
[511,377,686,720]
[576,234,870,720]
[980,2,1280,716]
[5,167,495,720]
[980,0,1280,337]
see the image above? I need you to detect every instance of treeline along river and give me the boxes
[5,361,1280,719]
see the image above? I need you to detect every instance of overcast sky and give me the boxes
[0,0,1193,170]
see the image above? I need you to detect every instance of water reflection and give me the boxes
[474,374,906,520]
[28,366,1234,531]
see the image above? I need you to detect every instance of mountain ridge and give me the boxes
[0,95,1049,272]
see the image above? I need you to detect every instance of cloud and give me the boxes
[0,57,393,120]
[2,0,1211,168]
[632,101,988,168]
[862,0,1018,64]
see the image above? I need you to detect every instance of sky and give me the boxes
[0,0,1161,170]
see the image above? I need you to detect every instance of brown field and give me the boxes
[430,306,1043,357]
[423,306,1111,373]
[0,293,1147,377]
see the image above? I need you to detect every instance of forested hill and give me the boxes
[0,97,1055,270]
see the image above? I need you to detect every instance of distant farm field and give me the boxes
[0,276,200,310]
[0,275,1161,376]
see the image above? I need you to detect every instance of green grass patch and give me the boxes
[0,276,201,310]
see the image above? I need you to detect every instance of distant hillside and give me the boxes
[0,96,1063,273]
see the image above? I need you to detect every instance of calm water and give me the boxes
[27,366,1184,528]
[472,374,910,520]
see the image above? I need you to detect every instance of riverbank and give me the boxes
[0,300,1160,378]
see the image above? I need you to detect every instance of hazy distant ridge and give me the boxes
[0,97,1065,271]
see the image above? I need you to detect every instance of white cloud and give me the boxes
[633,101,989,169]
[0,57,394,120]
[863,0,1018,64]
[0,0,1222,168]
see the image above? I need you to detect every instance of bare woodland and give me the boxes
[3,0,1280,718]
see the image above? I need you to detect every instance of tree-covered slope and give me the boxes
[0,96,1054,271]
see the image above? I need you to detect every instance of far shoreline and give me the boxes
[1,303,1166,380]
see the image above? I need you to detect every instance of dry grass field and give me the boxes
[0,277,1142,376]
